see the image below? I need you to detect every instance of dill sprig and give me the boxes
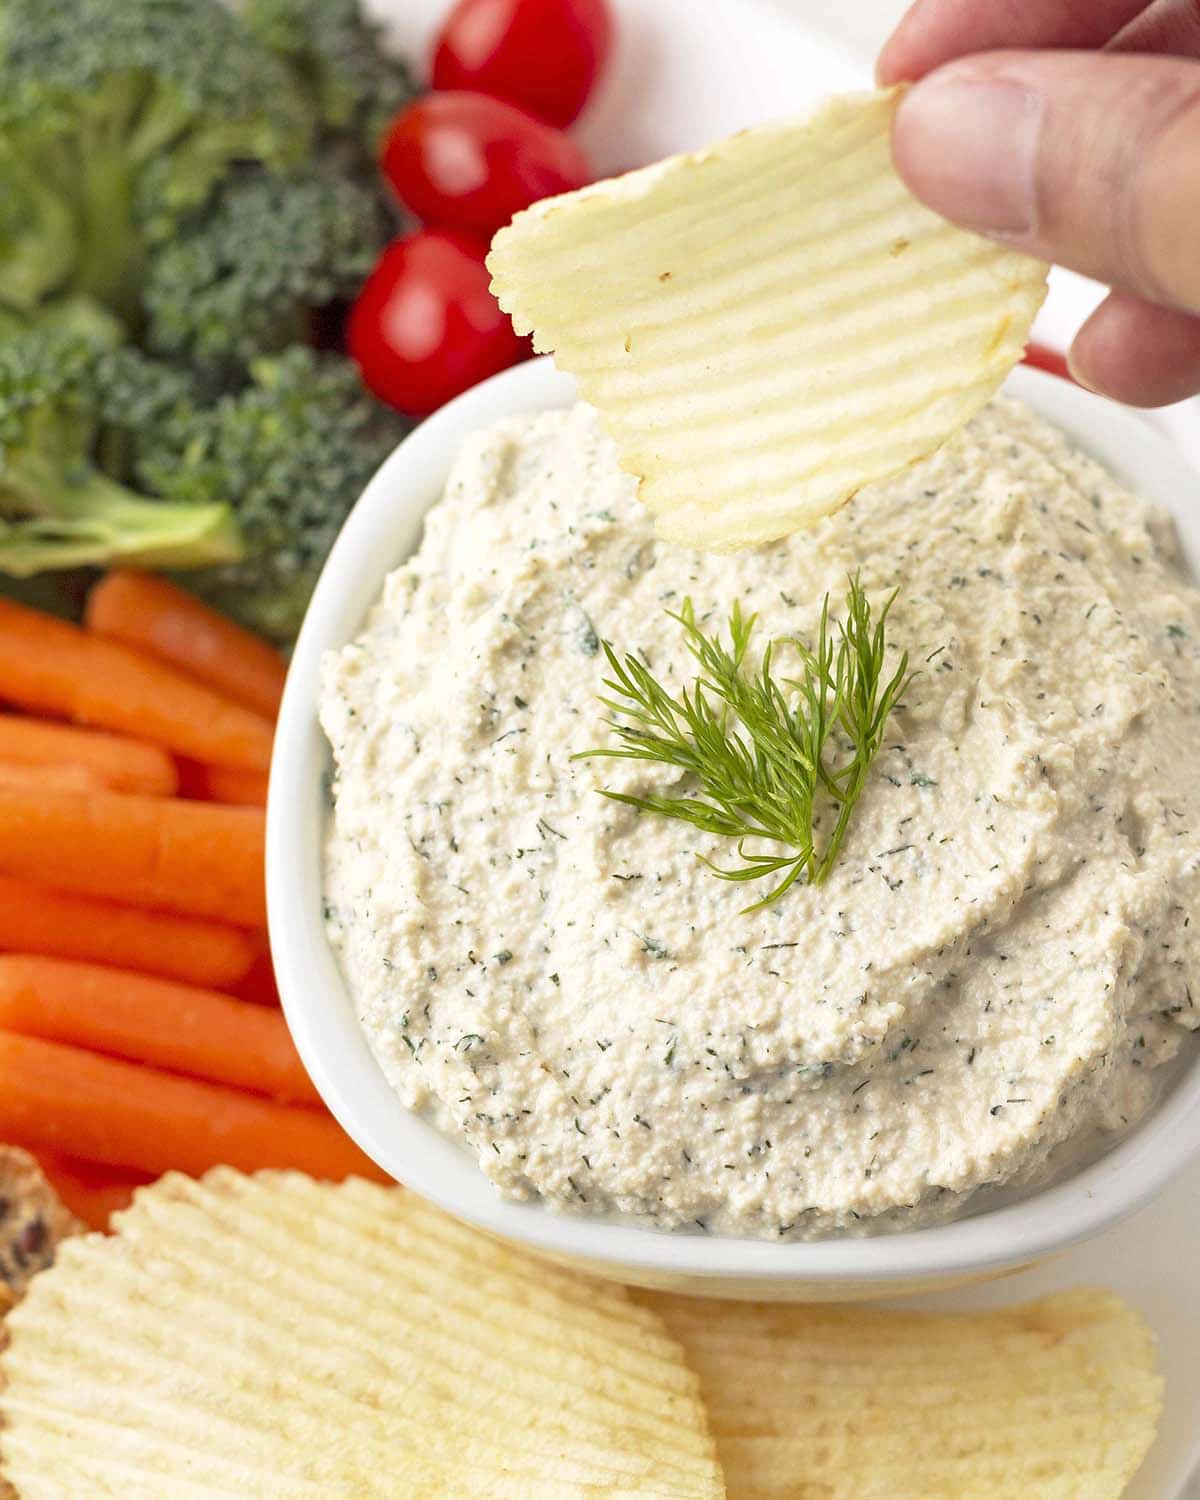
[575,576,912,910]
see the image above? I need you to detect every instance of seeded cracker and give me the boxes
[0,1148,82,1310]
[0,1149,82,1500]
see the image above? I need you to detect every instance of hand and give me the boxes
[878,0,1200,406]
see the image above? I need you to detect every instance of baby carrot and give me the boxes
[229,945,281,1007]
[0,877,258,988]
[0,1032,388,1182]
[0,784,266,926]
[86,572,287,721]
[0,596,273,772]
[0,714,178,795]
[26,1147,151,1231]
[177,759,270,807]
[0,761,107,794]
[0,955,319,1105]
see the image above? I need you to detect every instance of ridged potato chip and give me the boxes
[488,89,1048,551]
[642,1288,1162,1499]
[0,1170,723,1499]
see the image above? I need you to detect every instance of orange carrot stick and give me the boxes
[0,596,273,772]
[172,755,208,800]
[202,764,270,808]
[229,945,281,1007]
[0,714,178,795]
[0,1032,387,1182]
[0,761,107,794]
[0,955,319,1105]
[0,876,258,988]
[27,1147,151,1231]
[0,784,265,926]
[86,572,287,721]
[178,759,270,807]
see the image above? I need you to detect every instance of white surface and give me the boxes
[333,0,1199,1491]
[773,0,909,59]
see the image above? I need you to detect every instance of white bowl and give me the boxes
[268,356,1200,1300]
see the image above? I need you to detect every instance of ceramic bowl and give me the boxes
[267,356,1200,1299]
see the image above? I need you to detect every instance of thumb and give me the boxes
[891,51,1200,315]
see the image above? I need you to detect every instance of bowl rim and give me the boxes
[267,355,1200,1285]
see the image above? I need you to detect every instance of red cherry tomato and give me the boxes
[348,230,526,418]
[432,0,613,128]
[382,92,591,236]
[1022,341,1073,382]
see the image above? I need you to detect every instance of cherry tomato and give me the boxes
[382,92,591,236]
[432,0,613,128]
[1022,341,1073,382]
[348,230,527,418]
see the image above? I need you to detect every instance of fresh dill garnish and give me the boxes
[574,575,912,910]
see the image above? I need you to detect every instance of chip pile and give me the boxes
[0,1171,722,1498]
[489,88,1048,551]
[0,1169,1165,1497]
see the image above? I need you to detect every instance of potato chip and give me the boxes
[0,1170,723,1498]
[488,89,1048,551]
[642,1288,1162,1499]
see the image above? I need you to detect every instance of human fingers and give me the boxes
[1110,0,1200,58]
[1068,291,1200,406]
[877,0,1149,85]
[891,51,1200,315]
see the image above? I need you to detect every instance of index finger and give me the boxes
[877,0,1151,84]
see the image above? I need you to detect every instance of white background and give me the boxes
[776,0,908,57]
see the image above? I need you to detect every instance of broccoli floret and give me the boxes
[0,295,126,348]
[0,150,78,317]
[138,348,408,643]
[143,165,391,379]
[241,0,418,159]
[0,330,243,576]
[0,0,313,324]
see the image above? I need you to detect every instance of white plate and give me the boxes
[361,2,1199,1489]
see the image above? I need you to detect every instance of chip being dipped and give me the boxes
[488,89,1048,551]
[642,1288,1162,1499]
[0,1170,723,1499]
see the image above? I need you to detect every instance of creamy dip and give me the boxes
[321,399,1200,1239]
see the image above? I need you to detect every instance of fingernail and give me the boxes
[894,76,1044,238]
[1065,342,1102,394]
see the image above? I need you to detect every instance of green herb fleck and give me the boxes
[634,931,671,959]
[568,604,600,656]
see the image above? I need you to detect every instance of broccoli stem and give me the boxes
[0,466,243,576]
[73,91,146,324]
[0,154,77,315]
